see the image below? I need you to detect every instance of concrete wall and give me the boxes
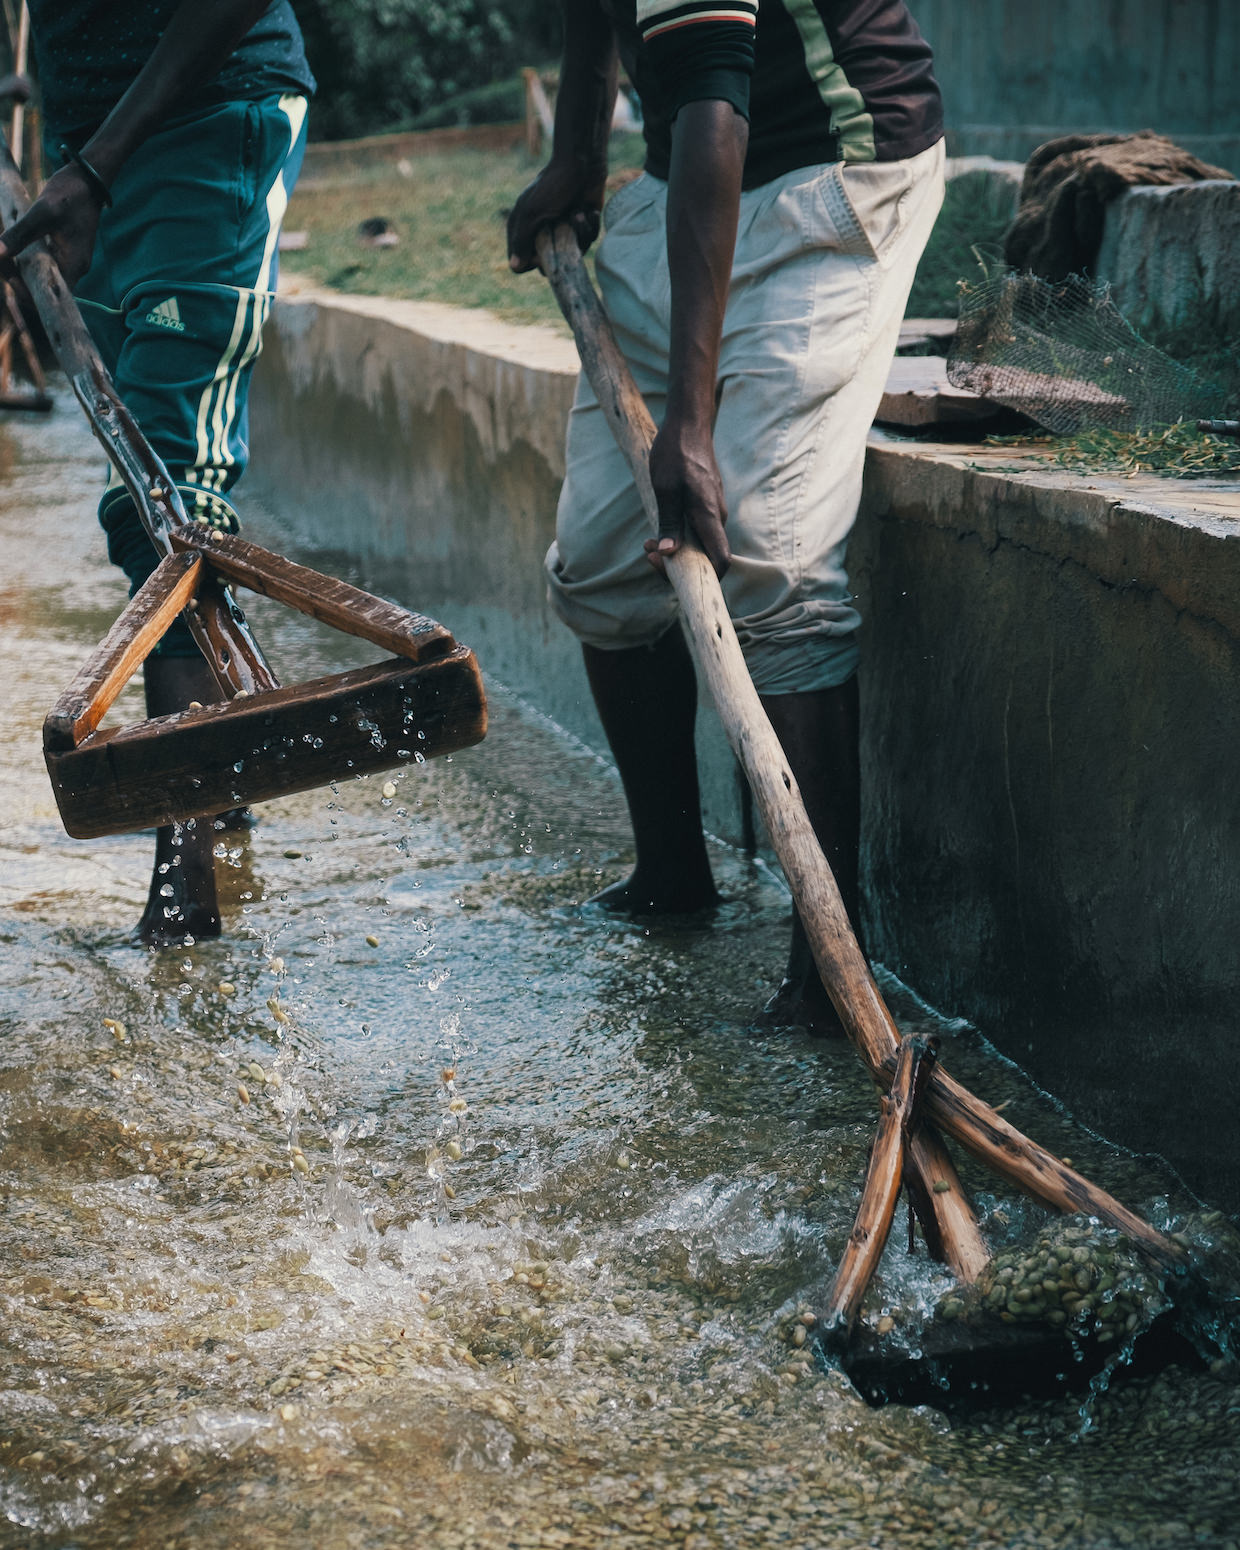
[1098,180,1240,329]
[851,445,1240,1210]
[909,0,1240,171]
[249,287,1240,1209]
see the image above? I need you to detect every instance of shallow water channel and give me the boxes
[2,401,1239,1549]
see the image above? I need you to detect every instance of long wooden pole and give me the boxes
[537,223,1179,1274]
[538,224,985,1282]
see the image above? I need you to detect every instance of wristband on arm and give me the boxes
[59,143,113,207]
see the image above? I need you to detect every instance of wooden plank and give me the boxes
[897,317,957,354]
[171,530,455,664]
[43,550,203,752]
[44,647,487,838]
[876,356,997,427]
[954,365,1130,416]
[0,388,51,412]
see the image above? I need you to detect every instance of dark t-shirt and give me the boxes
[610,0,942,188]
[29,0,316,144]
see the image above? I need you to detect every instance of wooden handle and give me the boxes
[536,223,903,1069]
[0,133,276,700]
[539,223,1179,1272]
[170,530,455,663]
[43,550,203,751]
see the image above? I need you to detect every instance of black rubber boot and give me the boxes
[757,675,864,1035]
[136,654,223,945]
[582,624,721,914]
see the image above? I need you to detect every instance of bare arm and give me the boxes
[507,0,618,272]
[645,99,748,578]
[0,0,273,285]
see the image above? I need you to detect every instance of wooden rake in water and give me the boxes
[0,141,486,840]
[537,223,1189,1405]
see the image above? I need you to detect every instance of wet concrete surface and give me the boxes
[1,398,1239,1548]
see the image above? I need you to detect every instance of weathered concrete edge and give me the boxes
[863,441,1240,640]
[268,285,579,465]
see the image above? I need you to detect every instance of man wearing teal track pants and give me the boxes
[0,1,314,944]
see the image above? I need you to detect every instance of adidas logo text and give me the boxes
[146,297,185,332]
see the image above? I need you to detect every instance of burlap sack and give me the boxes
[1004,130,1234,280]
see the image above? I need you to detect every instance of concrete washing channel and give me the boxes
[1,302,1238,1542]
[251,282,1240,1213]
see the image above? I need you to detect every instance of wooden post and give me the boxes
[8,1,27,172]
[523,68,554,159]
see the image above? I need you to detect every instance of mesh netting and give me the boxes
[946,272,1223,434]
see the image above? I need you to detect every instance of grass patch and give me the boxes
[986,423,1240,479]
[284,136,646,331]
[287,139,1022,330]
[905,170,1017,319]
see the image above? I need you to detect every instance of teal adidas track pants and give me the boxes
[72,92,308,654]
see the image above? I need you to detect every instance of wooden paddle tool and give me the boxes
[537,223,1199,1406]
[0,140,486,840]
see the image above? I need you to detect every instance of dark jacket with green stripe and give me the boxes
[613,0,942,188]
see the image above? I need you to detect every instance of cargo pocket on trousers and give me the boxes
[837,158,920,267]
[805,162,877,260]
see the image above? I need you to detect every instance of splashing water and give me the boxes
[0,399,1237,1549]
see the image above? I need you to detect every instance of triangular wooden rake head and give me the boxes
[43,528,487,839]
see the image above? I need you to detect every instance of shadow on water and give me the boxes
[1,397,1239,1548]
